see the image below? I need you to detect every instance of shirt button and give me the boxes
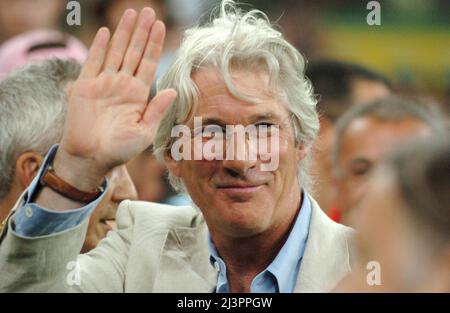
[25,207,33,218]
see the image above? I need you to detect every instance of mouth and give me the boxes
[215,183,265,198]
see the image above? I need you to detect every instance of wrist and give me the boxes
[53,147,108,192]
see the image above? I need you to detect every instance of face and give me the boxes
[127,149,167,202]
[335,116,430,226]
[311,80,389,212]
[336,169,449,292]
[166,68,306,239]
[81,164,138,253]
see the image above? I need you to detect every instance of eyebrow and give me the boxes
[201,112,282,126]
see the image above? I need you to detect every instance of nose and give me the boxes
[222,133,258,177]
[110,165,138,203]
[222,158,258,177]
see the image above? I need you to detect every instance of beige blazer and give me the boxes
[0,195,354,292]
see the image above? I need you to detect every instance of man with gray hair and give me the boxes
[0,1,353,292]
[0,59,138,252]
[332,96,445,227]
[0,59,79,224]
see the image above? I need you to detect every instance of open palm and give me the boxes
[61,8,176,175]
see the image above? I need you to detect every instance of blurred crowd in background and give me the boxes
[0,0,449,291]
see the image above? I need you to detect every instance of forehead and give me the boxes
[340,116,430,162]
[190,68,290,124]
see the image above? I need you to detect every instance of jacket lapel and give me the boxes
[153,219,218,292]
[294,197,353,292]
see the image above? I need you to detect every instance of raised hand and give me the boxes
[55,8,176,189]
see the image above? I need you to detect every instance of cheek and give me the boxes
[260,135,299,195]
[180,160,216,186]
[276,135,299,174]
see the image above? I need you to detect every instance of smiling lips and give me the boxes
[216,182,263,188]
[215,180,267,200]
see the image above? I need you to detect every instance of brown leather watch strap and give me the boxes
[40,165,104,203]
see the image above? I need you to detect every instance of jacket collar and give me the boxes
[294,197,353,292]
[153,215,218,292]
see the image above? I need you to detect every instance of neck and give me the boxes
[211,185,303,292]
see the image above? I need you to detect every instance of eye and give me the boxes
[255,123,278,138]
[351,162,372,176]
[255,122,274,127]
[202,125,226,140]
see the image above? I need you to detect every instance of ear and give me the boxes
[15,152,43,188]
[164,150,182,178]
[295,143,309,162]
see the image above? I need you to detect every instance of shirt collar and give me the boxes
[208,191,313,293]
[266,192,312,292]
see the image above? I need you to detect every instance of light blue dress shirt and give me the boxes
[13,145,107,237]
[208,194,312,293]
[13,145,312,293]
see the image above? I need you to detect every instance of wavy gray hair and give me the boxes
[154,0,319,191]
[0,59,80,201]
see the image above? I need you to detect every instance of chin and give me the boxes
[217,221,268,238]
[214,206,273,237]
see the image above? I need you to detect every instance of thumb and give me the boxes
[141,88,177,130]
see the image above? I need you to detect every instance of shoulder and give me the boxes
[308,195,355,263]
[297,196,356,291]
[115,200,202,231]
[309,196,355,238]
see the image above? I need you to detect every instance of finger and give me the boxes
[121,7,156,75]
[79,27,110,79]
[103,9,138,73]
[136,20,166,85]
[141,88,177,131]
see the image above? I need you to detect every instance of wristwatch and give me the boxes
[40,164,104,203]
